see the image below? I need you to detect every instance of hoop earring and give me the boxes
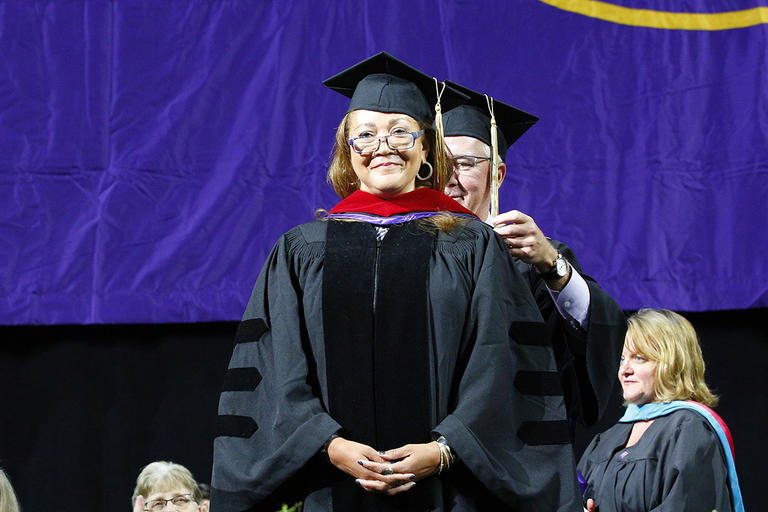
[417,161,433,181]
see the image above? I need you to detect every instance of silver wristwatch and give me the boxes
[538,252,568,281]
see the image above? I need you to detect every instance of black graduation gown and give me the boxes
[514,240,626,426]
[211,217,581,512]
[577,409,733,512]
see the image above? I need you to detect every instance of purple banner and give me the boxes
[1,1,766,324]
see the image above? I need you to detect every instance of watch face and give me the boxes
[555,256,568,277]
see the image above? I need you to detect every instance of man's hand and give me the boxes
[490,209,572,290]
[490,210,557,268]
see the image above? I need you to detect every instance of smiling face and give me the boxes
[347,110,428,198]
[619,337,658,405]
[444,136,506,217]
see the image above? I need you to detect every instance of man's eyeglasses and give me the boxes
[348,130,424,155]
[144,494,197,511]
[453,155,491,174]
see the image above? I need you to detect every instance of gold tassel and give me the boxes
[485,94,499,218]
[433,78,447,192]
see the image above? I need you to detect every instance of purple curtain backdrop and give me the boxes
[1,1,766,324]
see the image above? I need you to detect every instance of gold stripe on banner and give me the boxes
[539,0,768,30]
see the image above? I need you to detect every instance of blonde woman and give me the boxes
[577,308,744,512]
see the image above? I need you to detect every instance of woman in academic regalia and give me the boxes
[578,308,744,512]
[211,52,580,512]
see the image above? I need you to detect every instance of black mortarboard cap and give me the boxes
[442,80,538,156]
[323,52,468,125]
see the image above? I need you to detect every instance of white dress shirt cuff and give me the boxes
[548,266,590,330]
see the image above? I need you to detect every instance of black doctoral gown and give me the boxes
[211,216,581,512]
[514,240,626,427]
[577,409,734,512]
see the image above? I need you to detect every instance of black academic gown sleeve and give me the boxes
[577,410,733,512]
[211,230,342,512]
[433,225,581,512]
[514,240,626,426]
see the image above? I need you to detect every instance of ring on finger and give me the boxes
[383,465,393,475]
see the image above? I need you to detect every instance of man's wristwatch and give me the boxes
[538,252,569,281]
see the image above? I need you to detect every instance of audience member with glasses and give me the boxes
[442,82,626,431]
[210,52,581,511]
[132,461,207,512]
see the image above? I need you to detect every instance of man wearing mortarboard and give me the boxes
[443,81,626,431]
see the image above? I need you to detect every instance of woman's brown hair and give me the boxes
[325,112,462,231]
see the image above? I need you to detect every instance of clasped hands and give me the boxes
[327,437,442,496]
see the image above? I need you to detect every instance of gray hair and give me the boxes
[0,469,21,512]
[131,461,202,506]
